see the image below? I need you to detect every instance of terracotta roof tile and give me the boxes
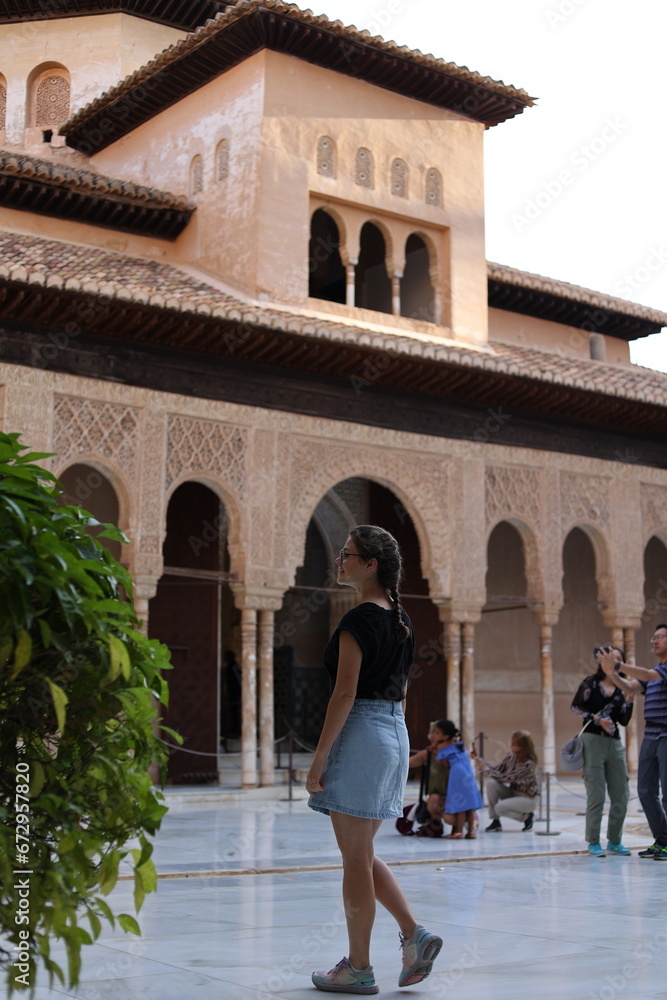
[1,231,665,406]
[489,261,667,333]
[0,149,194,239]
[61,0,535,153]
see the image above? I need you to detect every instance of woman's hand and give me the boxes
[306,754,327,794]
[595,715,615,735]
[473,755,485,771]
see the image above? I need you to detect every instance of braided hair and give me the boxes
[348,524,410,643]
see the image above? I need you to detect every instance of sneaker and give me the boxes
[587,843,606,857]
[638,842,660,858]
[653,845,667,861]
[398,925,443,988]
[606,841,631,856]
[485,818,502,832]
[523,813,534,831]
[312,957,378,994]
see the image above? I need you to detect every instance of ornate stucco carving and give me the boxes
[165,413,247,496]
[641,483,667,543]
[53,394,140,481]
[485,464,543,532]
[560,471,611,534]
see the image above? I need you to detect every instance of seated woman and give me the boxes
[474,731,539,831]
[436,721,483,838]
[407,720,451,837]
[570,645,633,857]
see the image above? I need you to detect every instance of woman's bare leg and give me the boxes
[330,812,378,970]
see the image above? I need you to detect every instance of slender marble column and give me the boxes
[444,621,462,732]
[623,626,639,773]
[391,273,402,316]
[461,623,475,745]
[258,609,275,787]
[539,623,556,774]
[346,261,357,307]
[241,608,258,788]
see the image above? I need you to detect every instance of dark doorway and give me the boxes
[149,482,230,783]
[309,209,346,303]
[400,234,435,323]
[355,222,392,314]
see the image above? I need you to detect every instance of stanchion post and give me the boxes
[536,771,561,836]
[287,728,294,802]
[536,767,544,822]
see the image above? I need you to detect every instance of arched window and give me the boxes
[400,234,435,322]
[316,136,336,178]
[32,68,70,127]
[0,75,6,130]
[309,209,346,303]
[391,158,408,198]
[355,147,374,189]
[355,222,391,314]
[190,155,203,196]
[425,167,442,207]
[216,139,229,182]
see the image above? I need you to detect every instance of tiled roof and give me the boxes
[0,150,194,239]
[61,0,535,154]
[489,262,667,340]
[0,1,229,31]
[0,231,665,410]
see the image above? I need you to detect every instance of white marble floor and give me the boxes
[5,777,667,1000]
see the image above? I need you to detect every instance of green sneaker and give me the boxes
[652,845,667,861]
[606,841,631,856]
[638,842,660,858]
[312,957,379,994]
[398,925,443,987]
[587,842,606,857]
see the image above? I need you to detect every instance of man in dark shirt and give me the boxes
[601,624,667,860]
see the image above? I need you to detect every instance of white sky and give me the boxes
[311,0,667,371]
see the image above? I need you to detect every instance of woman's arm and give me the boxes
[409,748,428,768]
[307,630,362,791]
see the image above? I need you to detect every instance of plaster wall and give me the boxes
[489,306,631,364]
[92,49,487,340]
[0,14,183,148]
[259,50,487,342]
[92,55,266,297]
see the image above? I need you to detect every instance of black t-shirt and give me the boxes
[323,602,414,701]
[570,671,633,739]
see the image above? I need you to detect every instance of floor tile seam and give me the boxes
[125,849,592,880]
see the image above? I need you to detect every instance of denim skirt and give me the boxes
[308,699,409,820]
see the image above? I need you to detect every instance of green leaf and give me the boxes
[38,617,53,647]
[30,760,46,797]
[9,628,32,678]
[44,677,69,733]
[87,910,102,941]
[117,914,141,936]
[108,635,131,682]
[98,849,121,895]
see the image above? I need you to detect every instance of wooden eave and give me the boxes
[0,166,193,240]
[0,1,229,30]
[62,5,532,155]
[1,278,665,440]
[488,275,663,341]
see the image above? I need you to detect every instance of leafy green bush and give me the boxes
[0,432,174,992]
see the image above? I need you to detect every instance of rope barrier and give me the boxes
[159,731,292,758]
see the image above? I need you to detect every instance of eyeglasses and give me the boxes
[651,635,667,642]
[338,549,365,562]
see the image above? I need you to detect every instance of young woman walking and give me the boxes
[307,525,442,994]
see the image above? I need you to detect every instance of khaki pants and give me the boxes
[582,732,629,845]
[486,777,538,823]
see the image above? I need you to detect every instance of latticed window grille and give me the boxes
[425,167,442,207]
[190,155,204,195]
[355,147,373,188]
[391,158,408,198]
[216,139,229,181]
[316,135,336,177]
[35,74,70,126]
[0,81,6,130]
